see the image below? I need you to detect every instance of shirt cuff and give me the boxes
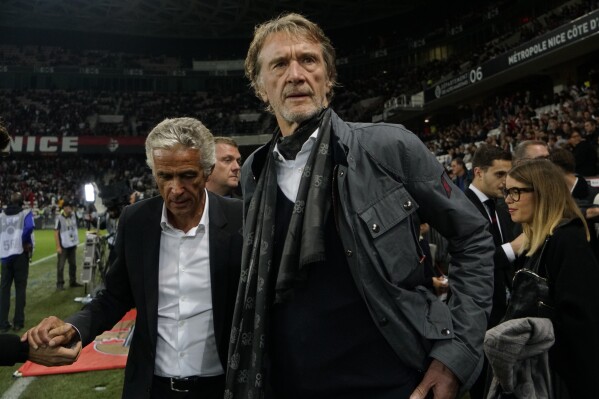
[65,323,83,347]
[501,242,516,262]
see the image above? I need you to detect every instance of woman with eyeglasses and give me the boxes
[498,159,599,398]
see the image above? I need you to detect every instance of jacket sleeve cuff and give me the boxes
[429,338,482,391]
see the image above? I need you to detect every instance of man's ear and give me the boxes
[326,80,333,90]
[257,84,269,103]
[473,166,483,179]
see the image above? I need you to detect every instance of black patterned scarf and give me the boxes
[224,108,333,399]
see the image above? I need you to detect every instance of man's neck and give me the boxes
[564,173,577,192]
[206,183,231,197]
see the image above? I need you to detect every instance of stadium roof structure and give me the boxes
[0,0,418,39]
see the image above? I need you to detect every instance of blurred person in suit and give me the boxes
[464,145,524,399]
[205,137,242,198]
[512,140,549,165]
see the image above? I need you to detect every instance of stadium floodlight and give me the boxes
[84,183,95,202]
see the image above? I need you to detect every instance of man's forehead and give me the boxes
[153,146,199,157]
[216,143,238,153]
[526,145,549,157]
[490,159,511,170]
[260,32,321,56]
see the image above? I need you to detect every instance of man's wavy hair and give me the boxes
[245,12,338,110]
[145,117,215,177]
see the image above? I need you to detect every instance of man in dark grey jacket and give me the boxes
[226,13,495,399]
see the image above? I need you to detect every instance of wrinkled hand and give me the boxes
[22,316,78,349]
[21,317,81,367]
[27,341,82,367]
[410,359,459,399]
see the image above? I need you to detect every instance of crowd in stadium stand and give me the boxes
[0,155,157,228]
[1,0,595,139]
[2,75,597,218]
[426,78,599,166]
[1,0,598,225]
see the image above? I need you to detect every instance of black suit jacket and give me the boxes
[0,334,29,366]
[465,188,516,328]
[66,193,243,398]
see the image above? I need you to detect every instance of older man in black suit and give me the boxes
[22,117,243,399]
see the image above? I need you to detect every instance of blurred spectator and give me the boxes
[450,157,471,191]
[568,129,597,176]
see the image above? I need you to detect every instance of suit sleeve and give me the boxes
[65,205,134,345]
[0,334,29,366]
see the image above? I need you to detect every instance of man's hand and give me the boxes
[410,359,460,399]
[21,317,82,367]
[21,316,78,349]
[27,341,82,367]
[56,247,63,255]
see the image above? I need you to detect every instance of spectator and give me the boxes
[512,140,550,165]
[498,159,599,398]
[205,137,242,198]
[0,192,34,332]
[54,202,82,290]
[568,129,597,176]
[450,157,472,191]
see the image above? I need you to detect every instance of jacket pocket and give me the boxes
[358,185,423,286]
[392,285,454,340]
[357,185,418,239]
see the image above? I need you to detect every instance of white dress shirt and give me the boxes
[154,191,223,378]
[469,184,516,262]
[273,128,320,201]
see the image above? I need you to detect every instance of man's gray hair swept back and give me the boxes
[145,117,215,177]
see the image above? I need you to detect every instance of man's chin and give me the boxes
[282,106,322,124]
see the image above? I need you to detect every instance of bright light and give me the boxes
[84,183,95,202]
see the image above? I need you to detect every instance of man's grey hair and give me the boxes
[145,117,215,177]
[513,140,548,164]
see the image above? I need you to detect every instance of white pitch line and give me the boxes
[2,242,86,398]
[1,377,36,399]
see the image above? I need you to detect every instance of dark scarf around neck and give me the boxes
[225,108,334,399]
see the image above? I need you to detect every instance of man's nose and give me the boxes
[286,60,305,83]
[170,178,185,194]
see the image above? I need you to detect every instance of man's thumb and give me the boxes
[409,383,429,399]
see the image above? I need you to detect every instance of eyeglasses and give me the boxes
[502,186,534,202]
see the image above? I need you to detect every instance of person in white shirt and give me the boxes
[22,117,244,399]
